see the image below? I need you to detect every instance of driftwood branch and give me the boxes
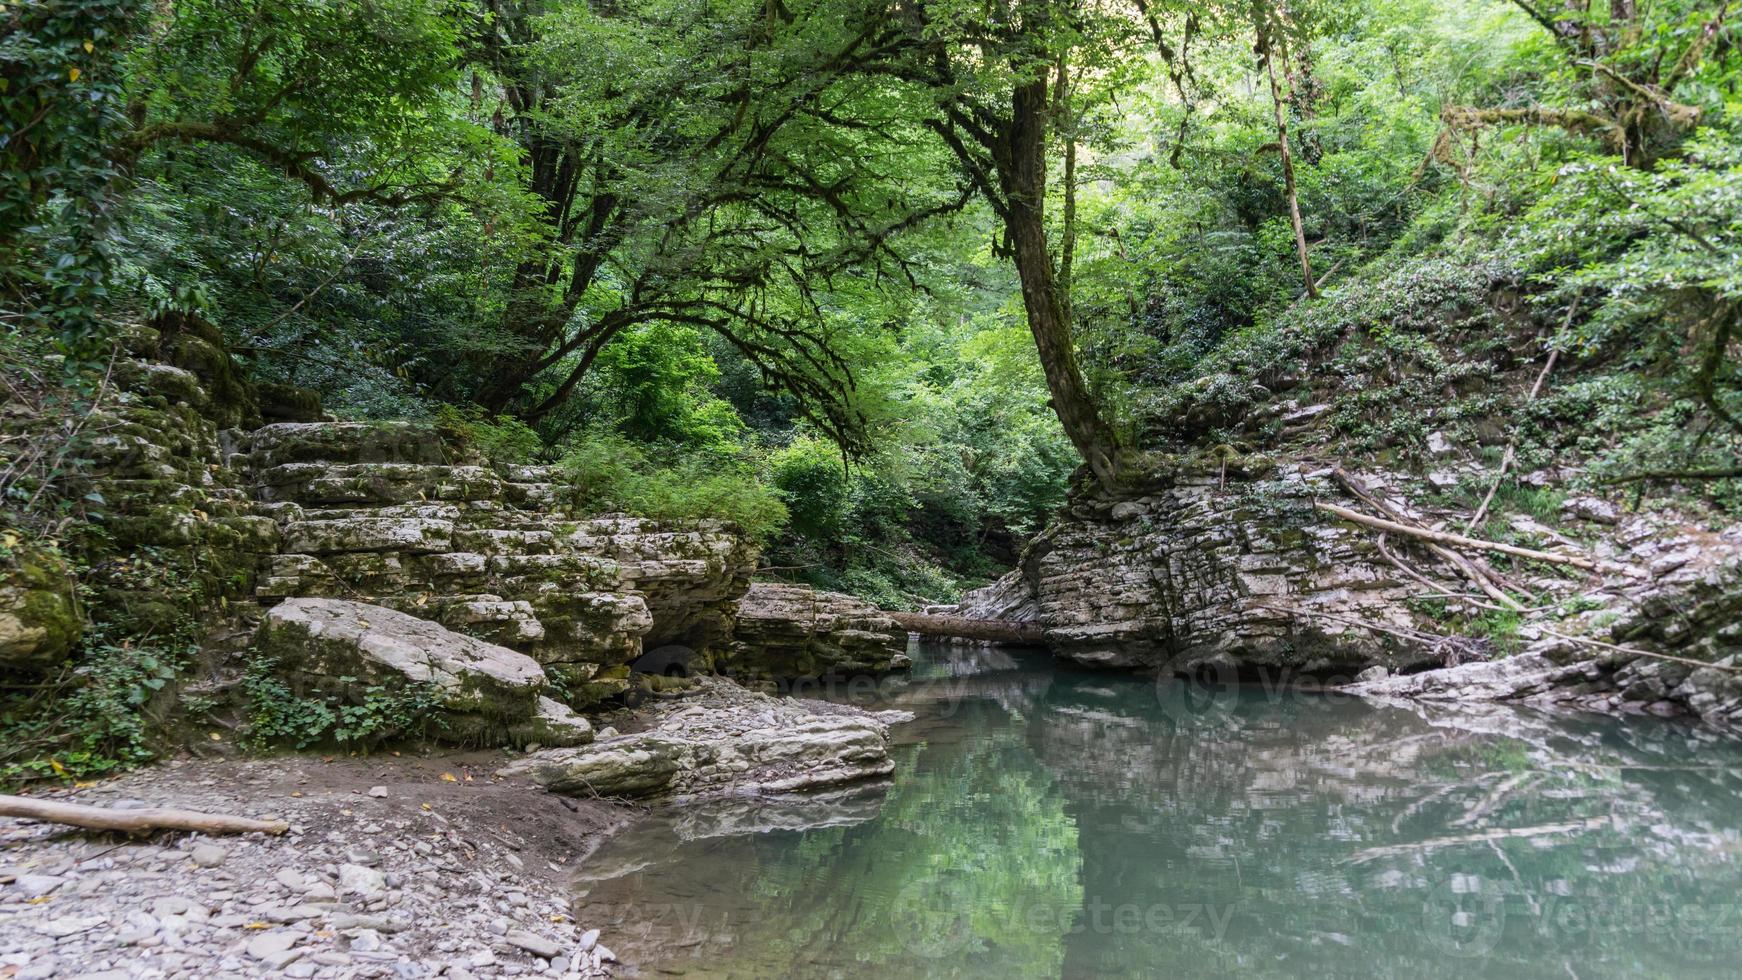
[1330,470,1529,610]
[1316,502,1599,571]
[0,795,290,836]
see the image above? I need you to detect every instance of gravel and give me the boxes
[0,754,633,979]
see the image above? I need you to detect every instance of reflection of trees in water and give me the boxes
[575,652,1742,980]
[1030,678,1742,978]
[575,697,1082,978]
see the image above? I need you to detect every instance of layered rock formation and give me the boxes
[968,458,1442,675]
[5,316,930,785]
[256,598,592,746]
[503,677,911,801]
[244,420,755,705]
[715,582,910,680]
[1349,529,1742,724]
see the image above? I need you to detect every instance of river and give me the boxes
[574,643,1742,978]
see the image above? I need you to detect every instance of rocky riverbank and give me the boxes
[0,753,632,980]
[0,668,923,980]
[949,451,1742,728]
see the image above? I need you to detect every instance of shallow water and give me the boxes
[575,645,1742,978]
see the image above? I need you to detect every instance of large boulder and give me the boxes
[718,582,909,679]
[256,598,546,724]
[503,677,908,801]
[0,545,82,672]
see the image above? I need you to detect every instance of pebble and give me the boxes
[0,758,622,980]
[338,863,387,901]
[368,785,389,798]
[247,930,301,959]
[14,875,65,899]
[504,930,563,960]
[190,844,227,868]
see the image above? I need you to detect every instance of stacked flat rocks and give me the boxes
[503,677,911,801]
[244,420,756,707]
[716,582,910,680]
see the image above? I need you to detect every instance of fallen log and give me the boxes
[1315,501,1601,572]
[887,612,1048,645]
[0,795,290,836]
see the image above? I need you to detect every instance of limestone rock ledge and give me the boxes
[256,598,592,746]
[503,677,911,801]
[1347,546,1742,726]
[242,421,759,706]
[717,582,910,680]
[992,461,1443,675]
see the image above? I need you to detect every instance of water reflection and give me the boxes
[574,645,1742,979]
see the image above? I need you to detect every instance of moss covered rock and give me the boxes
[0,544,83,672]
[257,597,547,723]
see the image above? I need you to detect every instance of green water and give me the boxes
[574,645,1742,978]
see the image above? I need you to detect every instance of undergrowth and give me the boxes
[242,655,446,750]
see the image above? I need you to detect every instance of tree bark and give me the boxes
[998,78,1125,491]
[0,795,290,836]
[887,612,1048,645]
[1256,12,1316,299]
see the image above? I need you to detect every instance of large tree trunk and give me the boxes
[999,79,1125,491]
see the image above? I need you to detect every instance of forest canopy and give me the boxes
[4,0,1739,603]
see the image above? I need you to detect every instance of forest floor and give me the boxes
[0,751,640,980]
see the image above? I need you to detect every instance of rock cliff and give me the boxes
[962,458,1444,676]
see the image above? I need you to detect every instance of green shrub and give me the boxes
[435,405,546,465]
[556,429,789,542]
[770,437,850,540]
[242,655,445,750]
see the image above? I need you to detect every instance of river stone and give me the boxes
[257,598,546,720]
[505,696,594,748]
[504,929,564,960]
[189,844,226,868]
[718,583,909,680]
[504,677,895,801]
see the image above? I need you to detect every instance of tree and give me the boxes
[885,0,1136,490]
[1252,0,1317,298]
[1439,0,1731,167]
[462,0,968,454]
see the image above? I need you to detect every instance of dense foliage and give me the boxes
[4,0,1740,619]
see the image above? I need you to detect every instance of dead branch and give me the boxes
[0,795,290,836]
[1330,470,1529,610]
[1317,502,1600,571]
[1466,293,1581,533]
[1538,628,1742,673]
[1439,105,1625,152]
